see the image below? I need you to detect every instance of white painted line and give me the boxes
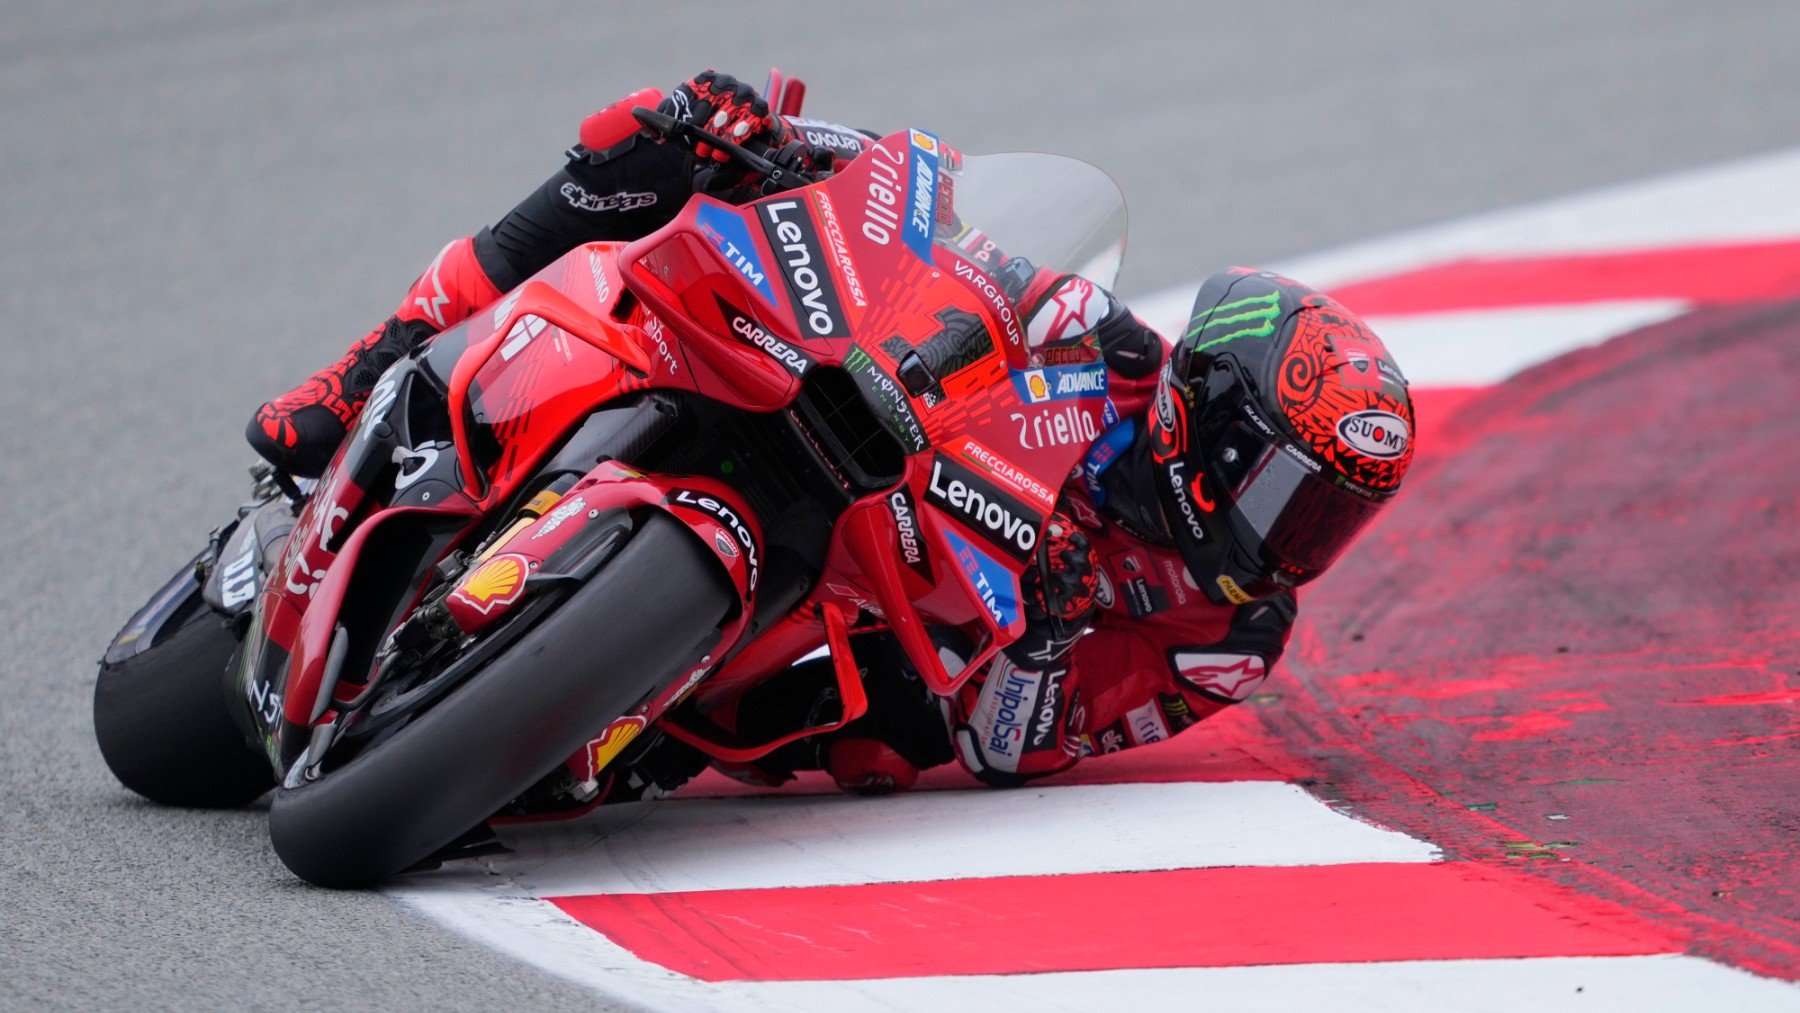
[394,883,1800,1013]
[1364,300,1688,387]
[1130,144,1800,348]
[402,782,1437,898]
[727,955,1800,1012]
[397,883,720,1009]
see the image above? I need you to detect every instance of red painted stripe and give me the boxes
[1270,300,1800,980]
[1329,239,1800,316]
[548,862,1680,982]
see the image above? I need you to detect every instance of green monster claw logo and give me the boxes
[1185,291,1282,351]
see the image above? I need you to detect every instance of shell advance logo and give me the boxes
[696,203,779,306]
[1012,362,1109,404]
[904,129,940,264]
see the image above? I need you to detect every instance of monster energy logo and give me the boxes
[1185,291,1282,351]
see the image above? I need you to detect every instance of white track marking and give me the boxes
[729,956,1800,1013]
[393,885,1798,1013]
[1130,145,1800,372]
[1363,300,1688,387]
[398,782,1436,899]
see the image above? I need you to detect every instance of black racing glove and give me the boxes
[1004,509,1099,668]
[661,70,782,161]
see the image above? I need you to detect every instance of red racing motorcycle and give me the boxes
[94,103,1129,887]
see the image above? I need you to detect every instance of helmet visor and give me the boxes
[1222,439,1388,575]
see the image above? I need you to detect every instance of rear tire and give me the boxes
[268,512,734,888]
[94,605,274,808]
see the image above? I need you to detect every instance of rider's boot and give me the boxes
[245,237,502,477]
[245,315,433,478]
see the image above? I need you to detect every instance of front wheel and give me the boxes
[94,593,274,808]
[268,512,735,888]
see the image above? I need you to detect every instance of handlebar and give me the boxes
[630,106,825,194]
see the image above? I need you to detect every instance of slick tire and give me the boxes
[94,605,275,808]
[267,512,733,889]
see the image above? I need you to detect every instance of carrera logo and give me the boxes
[760,199,847,339]
[888,488,933,581]
[715,296,813,378]
[927,456,1038,562]
[1337,410,1410,459]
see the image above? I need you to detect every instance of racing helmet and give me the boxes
[1148,268,1415,606]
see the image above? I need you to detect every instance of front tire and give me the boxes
[94,603,274,808]
[268,512,734,888]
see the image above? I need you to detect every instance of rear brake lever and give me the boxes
[631,106,819,191]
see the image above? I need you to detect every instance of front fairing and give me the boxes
[619,128,1131,694]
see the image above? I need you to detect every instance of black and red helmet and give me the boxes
[1148,268,1415,606]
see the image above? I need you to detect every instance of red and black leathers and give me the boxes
[247,74,1297,790]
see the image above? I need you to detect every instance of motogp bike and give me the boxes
[95,99,1129,886]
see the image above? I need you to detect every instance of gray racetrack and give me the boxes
[3,1,1797,1006]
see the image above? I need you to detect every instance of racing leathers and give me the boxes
[246,72,1297,795]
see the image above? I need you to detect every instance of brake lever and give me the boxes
[631,106,819,190]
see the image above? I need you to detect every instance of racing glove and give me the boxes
[1003,509,1099,669]
[663,70,781,162]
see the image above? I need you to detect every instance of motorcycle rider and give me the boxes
[247,71,1417,798]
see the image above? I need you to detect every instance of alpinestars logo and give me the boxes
[926,455,1038,562]
[759,198,847,339]
[559,182,658,214]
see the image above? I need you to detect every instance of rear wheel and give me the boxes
[267,512,734,888]
[94,599,274,808]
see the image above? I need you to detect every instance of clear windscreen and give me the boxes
[943,151,1129,289]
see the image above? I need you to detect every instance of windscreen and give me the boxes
[941,150,1129,290]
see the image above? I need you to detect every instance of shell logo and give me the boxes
[908,129,938,154]
[451,553,529,615]
[589,715,648,775]
[1024,370,1050,402]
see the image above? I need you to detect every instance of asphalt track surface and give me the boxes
[4,2,1800,1007]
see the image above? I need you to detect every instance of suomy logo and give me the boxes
[1336,410,1410,459]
